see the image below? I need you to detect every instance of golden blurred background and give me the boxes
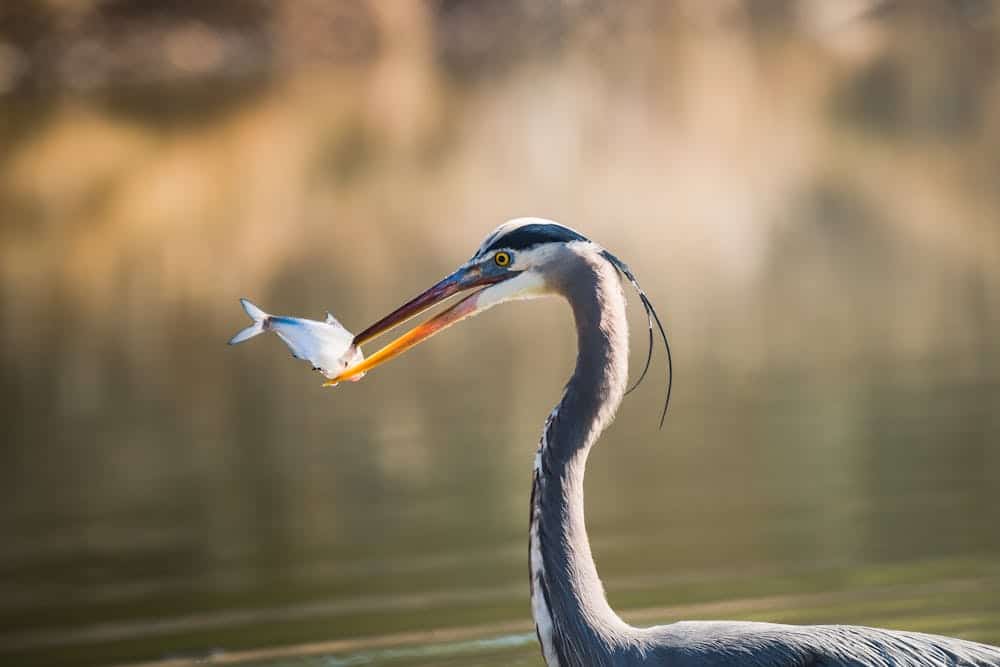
[1,2,999,666]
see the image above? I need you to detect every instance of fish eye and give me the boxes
[494,251,511,267]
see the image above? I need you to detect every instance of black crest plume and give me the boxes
[600,249,673,429]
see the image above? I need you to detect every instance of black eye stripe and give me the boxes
[479,223,588,256]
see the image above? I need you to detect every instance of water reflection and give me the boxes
[1,3,1000,666]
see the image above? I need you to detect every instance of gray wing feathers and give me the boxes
[807,625,1000,667]
[638,622,1000,666]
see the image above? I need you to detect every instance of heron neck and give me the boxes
[530,255,635,665]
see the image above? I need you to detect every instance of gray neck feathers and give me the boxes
[530,245,637,666]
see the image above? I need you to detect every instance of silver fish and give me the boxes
[228,298,365,381]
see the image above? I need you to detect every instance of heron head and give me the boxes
[325,218,670,426]
[323,218,586,384]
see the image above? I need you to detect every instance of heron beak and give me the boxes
[323,265,517,385]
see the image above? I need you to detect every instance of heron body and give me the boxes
[328,218,1000,667]
[523,236,1000,666]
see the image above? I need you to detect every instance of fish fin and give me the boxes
[325,312,343,327]
[240,298,268,321]
[229,298,269,345]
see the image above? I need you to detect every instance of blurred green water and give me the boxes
[2,3,1000,666]
[2,354,999,666]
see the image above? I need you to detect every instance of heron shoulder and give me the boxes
[637,621,821,666]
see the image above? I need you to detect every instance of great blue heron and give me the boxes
[326,218,1000,666]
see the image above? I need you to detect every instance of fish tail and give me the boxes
[228,298,270,345]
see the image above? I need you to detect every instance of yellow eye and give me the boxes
[494,251,511,267]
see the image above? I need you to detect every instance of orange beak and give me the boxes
[323,264,518,386]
